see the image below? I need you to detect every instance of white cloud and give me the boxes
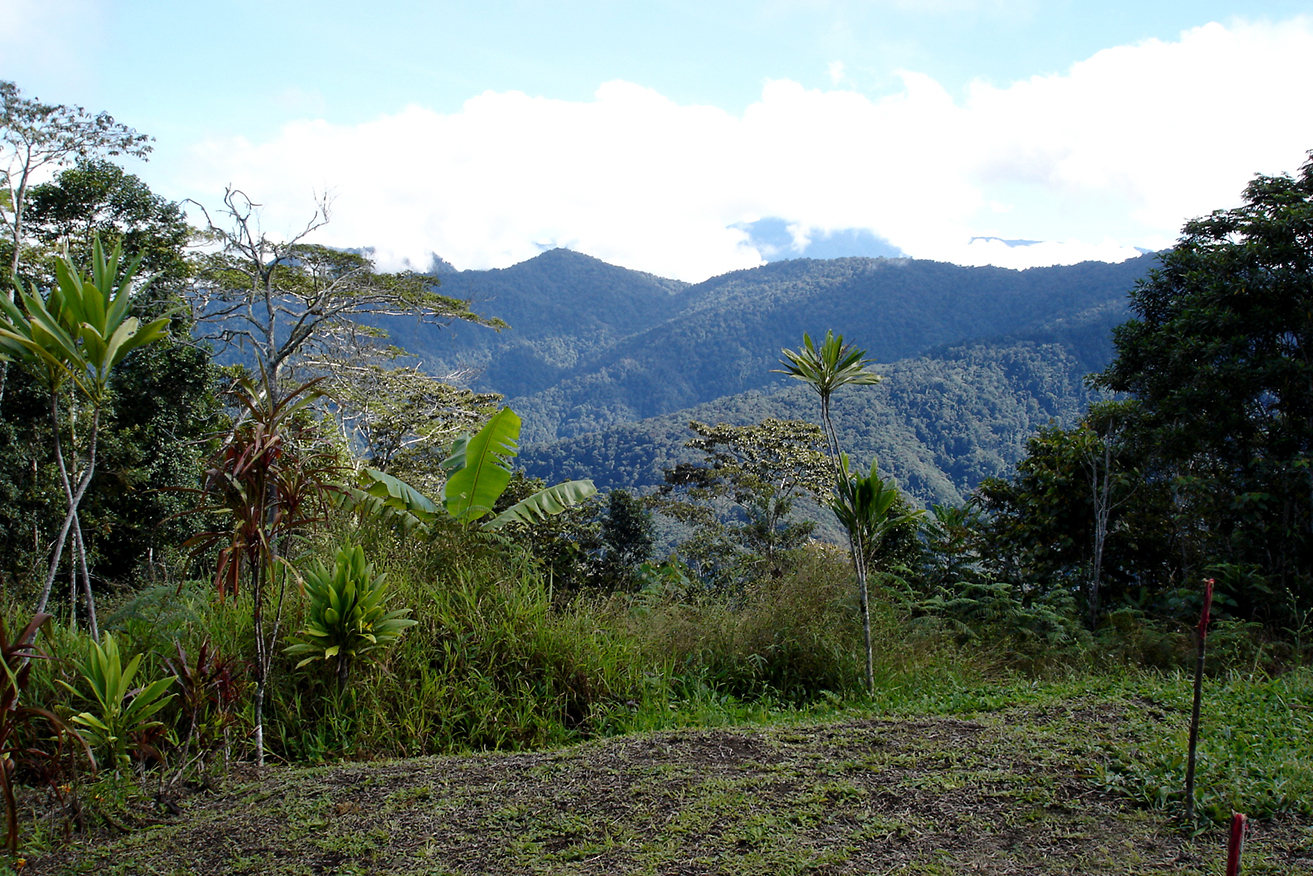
[171,16,1313,282]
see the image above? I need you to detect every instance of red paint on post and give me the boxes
[1200,577,1215,641]
[1226,812,1247,876]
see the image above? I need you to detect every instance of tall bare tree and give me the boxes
[188,188,502,400]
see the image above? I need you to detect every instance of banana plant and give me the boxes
[0,237,171,631]
[58,632,175,773]
[351,406,596,532]
[285,543,417,692]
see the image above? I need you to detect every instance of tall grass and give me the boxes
[7,523,1312,842]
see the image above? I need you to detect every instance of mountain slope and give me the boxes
[379,248,689,397]
[372,249,1155,506]
[507,254,1153,443]
[521,330,1106,507]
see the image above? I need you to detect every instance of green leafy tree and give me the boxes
[320,355,500,489]
[600,488,655,569]
[829,454,924,684]
[655,418,828,584]
[1089,152,1313,620]
[0,162,215,598]
[974,414,1172,624]
[1,80,152,284]
[20,158,190,289]
[188,188,503,399]
[775,331,883,468]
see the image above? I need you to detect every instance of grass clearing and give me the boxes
[25,670,1313,875]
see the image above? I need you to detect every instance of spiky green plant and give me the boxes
[285,543,417,692]
[0,237,171,631]
[58,631,175,773]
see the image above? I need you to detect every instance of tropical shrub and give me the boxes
[58,632,174,773]
[285,542,417,691]
[0,613,90,855]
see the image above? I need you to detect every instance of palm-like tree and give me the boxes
[830,455,923,691]
[776,331,897,693]
[0,238,170,634]
[776,331,882,472]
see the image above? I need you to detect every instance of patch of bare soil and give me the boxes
[26,702,1313,875]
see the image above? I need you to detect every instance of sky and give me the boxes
[4,0,1313,282]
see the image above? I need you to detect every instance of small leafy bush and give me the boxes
[58,632,175,773]
[911,579,1089,672]
[285,543,417,691]
[0,613,90,855]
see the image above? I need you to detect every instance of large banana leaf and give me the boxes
[444,407,520,523]
[346,468,440,533]
[352,408,594,532]
[484,479,597,530]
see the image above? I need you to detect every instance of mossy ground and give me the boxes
[25,693,1313,875]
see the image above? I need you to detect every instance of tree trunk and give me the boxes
[817,393,875,694]
[35,404,99,621]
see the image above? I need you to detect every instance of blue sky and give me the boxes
[5,1,1313,280]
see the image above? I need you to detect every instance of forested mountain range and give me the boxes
[385,249,1157,507]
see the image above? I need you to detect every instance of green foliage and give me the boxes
[1,238,171,402]
[634,545,869,702]
[285,543,417,690]
[0,237,173,626]
[599,488,655,574]
[183,374,341,765]
[912,580,1089,672]
[188,188,502,394]
[442,406,519,522]
[1096,668,1313,822]
[523,337,1107,509]
[357,407,596,533]
[1,79,153,280]
[776,330,882,468]
[0,160,215,600]
[58,632,174,772]
[19,158,190,290]
[655,419,826,585]
[974,415,1172,623]
[323,357,501,489]
[1089,152,1313,623]
[829,454,924,565]
[0,612,88,856]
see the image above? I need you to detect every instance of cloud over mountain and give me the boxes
[179,17,1313,282]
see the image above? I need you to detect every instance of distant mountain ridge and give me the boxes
[384,248,1156,506]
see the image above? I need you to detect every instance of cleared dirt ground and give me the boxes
[26,698,1313,875]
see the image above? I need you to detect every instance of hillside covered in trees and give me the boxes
[390,249,1153,505]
